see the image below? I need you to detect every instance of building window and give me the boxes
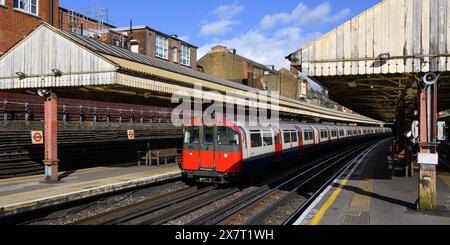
[173,48,178,63]
[14,0,38,15]
[0,0,5,6]
[181,44,190,66]
[131,44,139,53]
[155,35,168,59]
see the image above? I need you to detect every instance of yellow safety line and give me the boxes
[0,163,135,186]
[0,166,180,205]
[310,179,349,225]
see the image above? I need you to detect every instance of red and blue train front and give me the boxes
[182,125,243,184]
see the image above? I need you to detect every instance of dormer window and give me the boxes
[155,35,169,59]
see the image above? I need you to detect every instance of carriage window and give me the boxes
[203,126,214,145]
[184,126,199,144]
[339,130,345,137]
[303,131,308,141]
[262,132,273,146]
[304,131,313,141]
[331,130,337,138]
[283,130,291,143]
[250,131,262,148]
[291,131,298,142]
[320,130,328,138]
[217,127,240,146]
[304,130,312,141]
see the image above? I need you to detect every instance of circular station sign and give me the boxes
[31,131,44,144]
[127,130,135,140]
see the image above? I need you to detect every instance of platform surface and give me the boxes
[0,163,181,217]
[299,139,450,225]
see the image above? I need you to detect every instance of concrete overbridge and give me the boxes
[287,0,450,210]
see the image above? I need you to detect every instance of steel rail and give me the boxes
[248,141,378,225]
[70,185,213,225]
[136,188,241,225]
[188,142,374,225]
[283,139,386,225]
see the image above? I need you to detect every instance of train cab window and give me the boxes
[184,126,199,144]
[291,131,298,142]
[283,130,291,143]
[262,132,273,146]
[217,127,240,146]
[203,126,214,145]
[250,130,263,148]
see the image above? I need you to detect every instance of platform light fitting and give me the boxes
[37,88,51,98]
[378,53,391,61]
[422,72,438,86]
[15,72,26,80]
[51,69,63,77]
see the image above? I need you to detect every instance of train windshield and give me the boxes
[184,126,199,144]
[217,127,240,146]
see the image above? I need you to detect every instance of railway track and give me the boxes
[188,141,379,225]
[63,140,382,226]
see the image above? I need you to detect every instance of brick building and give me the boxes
[57,7,129,48]
[263,68,309,101]
[0,0,59,55]
[197,45,274,89]
[112,26,198,69]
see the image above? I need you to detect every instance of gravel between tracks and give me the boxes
[25,181,188,225]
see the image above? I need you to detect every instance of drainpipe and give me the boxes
[49,0,54,26]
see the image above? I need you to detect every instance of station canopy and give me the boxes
[0,23,382,125]
[288,0,450,123]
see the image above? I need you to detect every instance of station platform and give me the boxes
[298,139,450,225]
[0,163,181,218]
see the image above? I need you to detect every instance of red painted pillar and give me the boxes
[43,93,59,182]
[418,77,438,210]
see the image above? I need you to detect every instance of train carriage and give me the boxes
[181,118,391,184]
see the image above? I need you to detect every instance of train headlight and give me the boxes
[224,153,229,158]
[189,152,193,156]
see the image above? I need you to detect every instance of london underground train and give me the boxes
[181,118,391,184]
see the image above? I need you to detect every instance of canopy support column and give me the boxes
[43,93,59,182]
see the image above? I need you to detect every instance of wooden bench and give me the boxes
[138,147,181,166]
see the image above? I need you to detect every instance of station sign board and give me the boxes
[31,131,44,144]
[127,130,135,140]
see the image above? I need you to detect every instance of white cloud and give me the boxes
[198,28,321,70]
[210,2,244,20]
[260,2,350,29]
[200,2,244,36]
[178,36,189,42]
[200,20,239,36]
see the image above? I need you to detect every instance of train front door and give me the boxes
[199,126,216,169]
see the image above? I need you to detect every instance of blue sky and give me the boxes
[60,0,380,69]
